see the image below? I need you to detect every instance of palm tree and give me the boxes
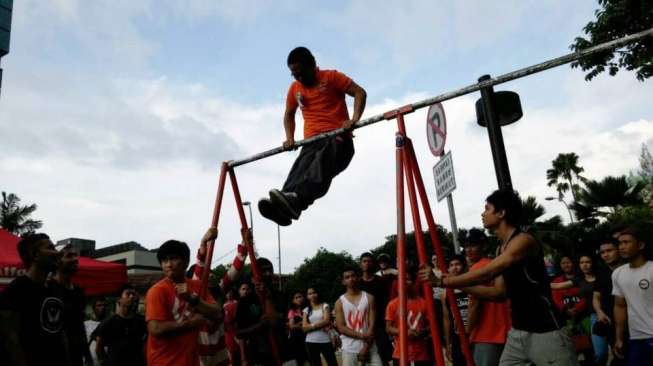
[0,192,43,235]
[546,153,587,202]
[574,176,645,217]
[521,196,545,227]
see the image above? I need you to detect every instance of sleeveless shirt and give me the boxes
[339,291,370,353]
[502,229,561,332]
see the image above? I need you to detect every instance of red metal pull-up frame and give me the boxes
[198,29,652,366]
[388,107,474,366]
[199,162,282,366]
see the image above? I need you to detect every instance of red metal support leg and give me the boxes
[228,168,282,366]
[405,141,475,366]
[200,162,229,299]
[400,141,446,366]
[395,133,409,366]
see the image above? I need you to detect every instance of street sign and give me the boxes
[433,151,456,202]
[426,102,447,157]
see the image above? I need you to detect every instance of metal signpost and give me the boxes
[426,103,460,253]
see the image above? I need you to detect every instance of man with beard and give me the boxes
[0,233,68,366]
[258,46,367,226]
[52,244,93,366]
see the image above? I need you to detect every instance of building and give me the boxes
[93,241,161,275]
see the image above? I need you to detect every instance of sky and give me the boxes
[1,1,652,273]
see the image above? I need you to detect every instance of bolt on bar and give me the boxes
[227,27,653,168]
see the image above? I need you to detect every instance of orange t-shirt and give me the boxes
[385,297,430,361]
[145,278,216,366]
[286,69,353,139]
[469,258,511,344]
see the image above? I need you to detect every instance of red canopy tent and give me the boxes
[0,229,127,296]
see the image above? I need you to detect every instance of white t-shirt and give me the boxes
[303,303,331,344]
[612,261,653,339]
[84,319,101,366]
[339,291,370,353]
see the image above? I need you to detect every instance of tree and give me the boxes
[546,153,587,201]
[574,175,645,217]
[570,0,653,81]
[284,248,357,305]
[371,226,456,267]
[521,196,546,227]
[1,192,42,235]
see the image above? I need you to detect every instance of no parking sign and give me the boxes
[426,102,447,157]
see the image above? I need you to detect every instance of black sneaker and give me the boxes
[269,189,300,220]
[258,198,292,226]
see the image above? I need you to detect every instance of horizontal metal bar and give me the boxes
[228,27,653,168]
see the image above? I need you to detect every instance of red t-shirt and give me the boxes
[551,275,586,315]
[145,278,215,366]
[286,69,353,138]
[469,258,511,344]
[385,297,430,361]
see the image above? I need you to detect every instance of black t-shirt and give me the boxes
[235,289,294,364]
[594,266,616,317]
[95,313,147,366]
[50,281,87,366]
[359,275,388,330]
[0,276,68,366]
[571,276,596,314]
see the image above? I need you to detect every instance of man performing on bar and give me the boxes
[258,46,367,226]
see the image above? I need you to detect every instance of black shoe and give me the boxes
[269,189,300,220]
[258,198,292,226]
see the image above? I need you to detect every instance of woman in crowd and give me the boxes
[288,292,308,365]
[302,288,338,366]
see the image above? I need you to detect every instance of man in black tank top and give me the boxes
[420,189,578,365]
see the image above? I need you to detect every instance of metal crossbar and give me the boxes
[228,27,653,168]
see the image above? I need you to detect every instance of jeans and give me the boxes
[473,343,505,366]
[305,342,338,366]
[626,338,653,366]
[590,313,609,365]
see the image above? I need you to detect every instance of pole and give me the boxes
[447,193,460,253]
[200,163,228,299]
[227,29,653,168]
[478,74,512,189]
[395,129,409,366]
[277,224,282,290]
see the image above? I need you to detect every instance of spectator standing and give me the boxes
[335,267,382,366]
[146,239,221,366]
[224,287,241,366]
[552,255,587,322]
[421,189,577,365]
[288,292,308,365]
[441,255,470,366]
[302,287,338,366]
[85,297,108,366]
[235,258,297,366]
[385,266,432,366]
[358,252,392,365]
[95,284,147,366]
[52,244,93,366]
[0,233,68,366]
[612,227,653,364]
[462,228,511,366]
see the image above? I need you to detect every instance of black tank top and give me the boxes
[502,229,561,332]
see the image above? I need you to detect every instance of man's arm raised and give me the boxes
[342,81,366,130]
[283,105,297,149]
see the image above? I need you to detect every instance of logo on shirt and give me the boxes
[40,296,64,334]
[347,308,368,332]
[639,279,650,290]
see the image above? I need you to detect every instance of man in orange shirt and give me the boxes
[461,228,511,366]
[259,46,367,226]
[145,233,222,366]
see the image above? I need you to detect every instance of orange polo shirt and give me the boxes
[286,69,353,138]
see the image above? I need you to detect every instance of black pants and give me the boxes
[282,136,354,211]
[305,342,338,366]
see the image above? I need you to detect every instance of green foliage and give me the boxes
[371,226,456,267]
[1,191,42,235]
[521,196,546,227]
[573,175,645,219]
[283,248,357,305]
[570,0,653,81]
[547,153,587,202]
